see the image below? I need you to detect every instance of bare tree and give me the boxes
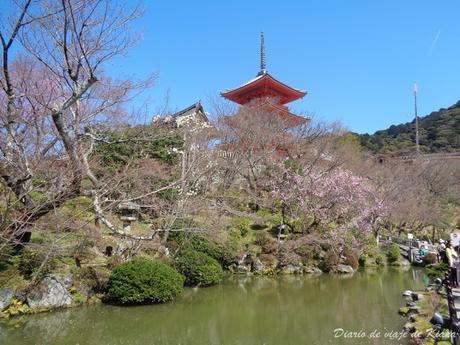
[0,0,149,249]
[363,155,460,242]
[214,102,344,207]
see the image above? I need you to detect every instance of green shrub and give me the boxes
[387,244,401,263]
[359,251,386,267]
[231,217,251,237]
[106,259,184,304]
[175,250,223,287]
[228,227,243,240]
[72,292,87,305]
[375,252,386,266]
[426,263,449,280]
[95,128,184,169]
[174,234,235,268]
[30,190,47,203]
[188,236,225,262]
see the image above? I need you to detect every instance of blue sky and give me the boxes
[5,1,459,134]
[109,0,459,134]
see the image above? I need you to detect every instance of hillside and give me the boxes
[359,100,460,154]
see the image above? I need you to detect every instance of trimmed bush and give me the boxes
[106,259,184,304]
[175,250,223,287]
[172,234,235,268]
[387,244,401,263]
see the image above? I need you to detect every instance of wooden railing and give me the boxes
[444,271,460,344]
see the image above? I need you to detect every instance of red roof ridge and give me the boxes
[220,73,306,105]
[221,72,306,96]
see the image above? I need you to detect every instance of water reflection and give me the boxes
[1,267,426,345]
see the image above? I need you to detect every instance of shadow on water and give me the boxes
[1,267,427,345]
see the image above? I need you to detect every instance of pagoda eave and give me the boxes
[221,73,306,105]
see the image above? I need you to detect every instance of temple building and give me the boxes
[220,33,308,128]
[171,101,211,130]
[153,101,213,132]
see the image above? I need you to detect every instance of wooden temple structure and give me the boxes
[220,32,308,129]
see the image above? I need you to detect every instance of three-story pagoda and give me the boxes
[220,33,308,128]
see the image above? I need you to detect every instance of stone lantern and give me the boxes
[118,201,140,233]
[277,224,287,243]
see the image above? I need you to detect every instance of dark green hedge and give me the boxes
[175,250,223,287]
[106,259,184,304]
[170,233,235,268]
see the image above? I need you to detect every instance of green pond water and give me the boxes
[1,268,427,345]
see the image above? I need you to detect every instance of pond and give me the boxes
[1,268,427,345]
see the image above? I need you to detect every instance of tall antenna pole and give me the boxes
[414,82,420,155]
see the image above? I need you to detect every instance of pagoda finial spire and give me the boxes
[258,32,267,76]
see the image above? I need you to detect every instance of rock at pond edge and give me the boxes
[26,276,72,310]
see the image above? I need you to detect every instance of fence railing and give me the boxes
[444,271,460,344]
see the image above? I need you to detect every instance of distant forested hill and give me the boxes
[358,101,460,154]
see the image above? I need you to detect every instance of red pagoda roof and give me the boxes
[220,72,307,105]
[220,32,308,129]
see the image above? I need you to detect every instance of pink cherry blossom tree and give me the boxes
[270,164,386,245]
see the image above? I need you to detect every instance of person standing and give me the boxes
[446,240,459,288]
[438,239,447,263]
